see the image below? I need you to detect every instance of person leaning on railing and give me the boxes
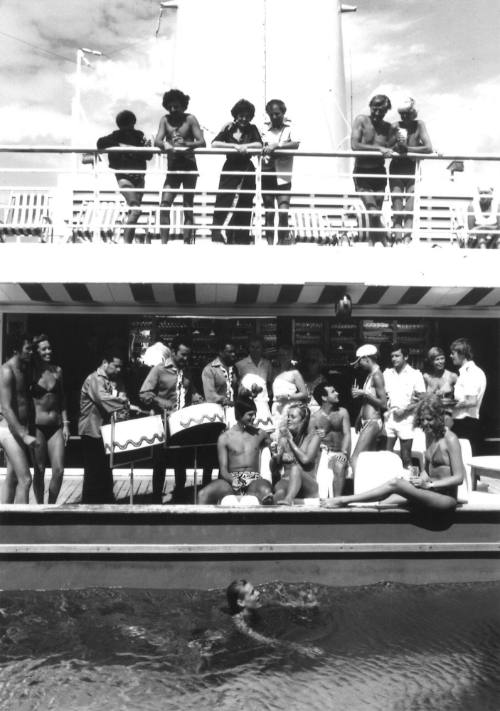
[96,110,153,244]
[211,99,263,245]
[154,89,206,245]
[388,97,433,244]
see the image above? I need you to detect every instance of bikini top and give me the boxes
[30,377,60,399]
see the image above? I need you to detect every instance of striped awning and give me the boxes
[1,244,500,316]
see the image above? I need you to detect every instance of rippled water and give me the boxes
[0,581,498,711]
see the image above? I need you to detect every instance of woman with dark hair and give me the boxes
[272,403,322,505]
[423,346,457,407]
[31,334,69,503]
[322,395,464,511]
[211,99,263,244]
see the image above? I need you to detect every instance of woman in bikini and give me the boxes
[31,334,70,503]
[322,395,465,511]
[272,404,323,505]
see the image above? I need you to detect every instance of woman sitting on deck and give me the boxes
[321,395,465,511]
[31,334,70,504]
[271,404,323,505]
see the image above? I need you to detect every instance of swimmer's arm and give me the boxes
[0,365,32,445]
[274,139,300,151]
[217,434,232,484]
[183,115,206,149]
[287,431,321,467]
[58,368,70,441]
[96,133,117,150]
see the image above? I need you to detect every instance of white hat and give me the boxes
[397,97,416,114]
[351,344,378,365]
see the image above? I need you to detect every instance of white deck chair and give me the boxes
[457,438,472,502]
[290,209,334,244]
[260,446,273,483]
[353,451,407,506]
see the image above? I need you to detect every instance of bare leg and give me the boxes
[402,186,415,241]
[182,175,197,244]
[322,476,457,511]
[0,436,33,504]
[198,479,233,504]
[118,180,144,244]
[32,428,48,504]
[399,439,413,470]
[246,478,273,504]
[391,186,404,243]
[160,191,175,244]
[275,465,318,505]
[331,458,348,497]
[350,420,382,476]
[1,460,16,504]
[46,428,65,504]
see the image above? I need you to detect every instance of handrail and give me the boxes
[1,145,500,161]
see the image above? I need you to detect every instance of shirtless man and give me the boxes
[351,94,397,246]
[155,89,206,244]
[0,333,37,504]
[310,384,351,496]
[388,98,432,243]
[350,344,387,475]
[198,397,273,505]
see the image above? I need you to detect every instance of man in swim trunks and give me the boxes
[97,110,153,243]
[198,396,273,505]
[388,98,432,243]
[155,89,206,244]
[310,384,351,497]
[350,344,387,475]
[351,95,397,246]
[0,333,37,504]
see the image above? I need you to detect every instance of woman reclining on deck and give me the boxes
[321,395,465,511]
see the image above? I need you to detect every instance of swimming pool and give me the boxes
[0,581,498,711]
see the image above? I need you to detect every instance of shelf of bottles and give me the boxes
[292,319,325,355]
[328,322,358,366]
[128,317,278,371]
[393,319,429,370]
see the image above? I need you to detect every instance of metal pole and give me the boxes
[129,463,134,504]
[193,445,198,504]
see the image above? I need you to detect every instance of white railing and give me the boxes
[0,146,499,248]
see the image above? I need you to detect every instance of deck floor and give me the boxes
[1,469,500,505]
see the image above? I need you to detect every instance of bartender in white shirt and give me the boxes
[450,338,486,454]
[383,343,425,471]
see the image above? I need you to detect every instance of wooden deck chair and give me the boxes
[71,200,126,242]
[289,209,335,244]
[0,190,53,243]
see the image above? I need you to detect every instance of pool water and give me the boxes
[0,581,498,711]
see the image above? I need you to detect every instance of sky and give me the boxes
[1,0,499,177]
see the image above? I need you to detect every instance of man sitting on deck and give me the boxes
[466,186,500,249]
[198,397,273,505]
[310,383,351,497]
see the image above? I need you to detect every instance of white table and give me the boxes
[469,456,500,487]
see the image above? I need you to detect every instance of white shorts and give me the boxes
[385,413,415,440]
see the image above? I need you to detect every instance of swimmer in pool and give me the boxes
[226,579,322,657]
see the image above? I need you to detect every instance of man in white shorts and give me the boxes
[383,343,425,471]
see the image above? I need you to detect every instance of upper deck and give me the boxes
[0,146,499,319]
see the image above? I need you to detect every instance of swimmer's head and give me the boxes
[226,579,260,615]
[162,89,190,113]
[116,110,136,129]
[414,394,445,439]
[397,97,417,120]
[369,94,391,119]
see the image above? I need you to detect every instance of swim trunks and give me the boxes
[353,157,387,195]
[116,173,145,189]
[231,470,261,494]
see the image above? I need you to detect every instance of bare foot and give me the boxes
[277,498,294,506]
[320,497,345,508]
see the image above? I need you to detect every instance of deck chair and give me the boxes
[353,451,406,505]
[0,190,53,243]
[457,438,472,501]
[71,200,126,242]
[290,209,335,244]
